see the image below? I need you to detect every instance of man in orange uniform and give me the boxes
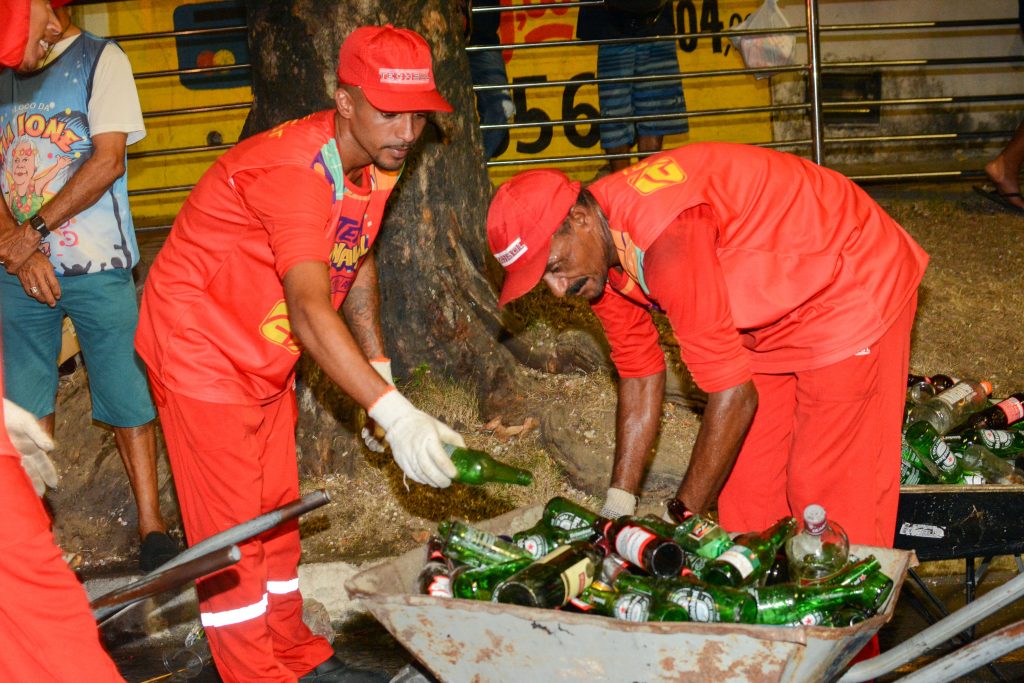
[487,143,927,551]
[136,26,461,683]
[1,2,125,681]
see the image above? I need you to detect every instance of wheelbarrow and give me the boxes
[345,504,1024,683]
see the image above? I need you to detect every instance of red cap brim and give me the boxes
[361,86,453,113]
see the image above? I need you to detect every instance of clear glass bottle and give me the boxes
[785,505,849,584]
[959,444,1024,485]
[907,379,993,435]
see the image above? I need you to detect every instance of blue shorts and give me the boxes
[596,41,688,150]
[0,268,156,427]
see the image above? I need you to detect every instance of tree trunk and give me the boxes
[243,0,534,475]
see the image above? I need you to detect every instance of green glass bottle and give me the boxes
[901,433,940,485]
[664,500,735,559]
[703,517,797,588]
[416,536,453,598]
[572,581,654,622]
[903,420,964,484]
[450,557,533,600]
[751,582,871,626]
[444,444,533,486]
[492,542,602,609]
[511,520,569,559]
[641,512,732,560]
[945,429,1024,457]
[855,569,895,612]
[594,517,686,578]
[827,555,882,586]
[438,520,531,568]
[542,497,604,543]
[616,573,757,624]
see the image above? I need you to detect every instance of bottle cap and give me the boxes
[981,380,993,396]
[803,504,827,535]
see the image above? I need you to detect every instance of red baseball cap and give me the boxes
[487,169,581,307]
[51,0,74,8]
[337,24,452,113]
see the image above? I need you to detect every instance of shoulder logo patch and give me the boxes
[626,157,687,195]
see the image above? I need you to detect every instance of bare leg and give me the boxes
[605,143,634,173]
[637,134,665,158]
[113,422,168,538]
[984,119,1024,210]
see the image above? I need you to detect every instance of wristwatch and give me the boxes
[29,214,50,239]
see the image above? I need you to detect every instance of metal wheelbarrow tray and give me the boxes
[346,505,916,683]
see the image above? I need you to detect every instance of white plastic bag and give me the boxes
[730,0,797,79]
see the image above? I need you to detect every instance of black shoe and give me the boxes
[299,655,390,683]
[139,531,180,572]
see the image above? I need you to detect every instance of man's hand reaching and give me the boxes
[368,389,463,487]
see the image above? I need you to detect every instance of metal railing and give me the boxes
[468,0,1022,183]
[119,1,1023,215]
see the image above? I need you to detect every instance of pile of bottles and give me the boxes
[417,497,894,628]
[901,374,1024,486]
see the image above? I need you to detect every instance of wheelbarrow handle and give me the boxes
[891,619,1024,683]
[92,545,242,623]
[839,570,1024,682]
[95,489,330,628]
[158,489,331,574]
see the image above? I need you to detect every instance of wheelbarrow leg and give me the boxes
[838,571,1024,683]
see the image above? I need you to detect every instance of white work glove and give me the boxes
[360,358,393,453]
[599,487,638,520]
[368,389,464,488]
[4,398,57,496]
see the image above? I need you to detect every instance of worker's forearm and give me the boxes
[341,253,385,359]
[289,300,391,410]
[611,372,666,493]
[676,380,758,514]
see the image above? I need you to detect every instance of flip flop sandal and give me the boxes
[973,185,1024,215]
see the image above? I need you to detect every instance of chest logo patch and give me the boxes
[626,157,687,195]
[259,299,300,355]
